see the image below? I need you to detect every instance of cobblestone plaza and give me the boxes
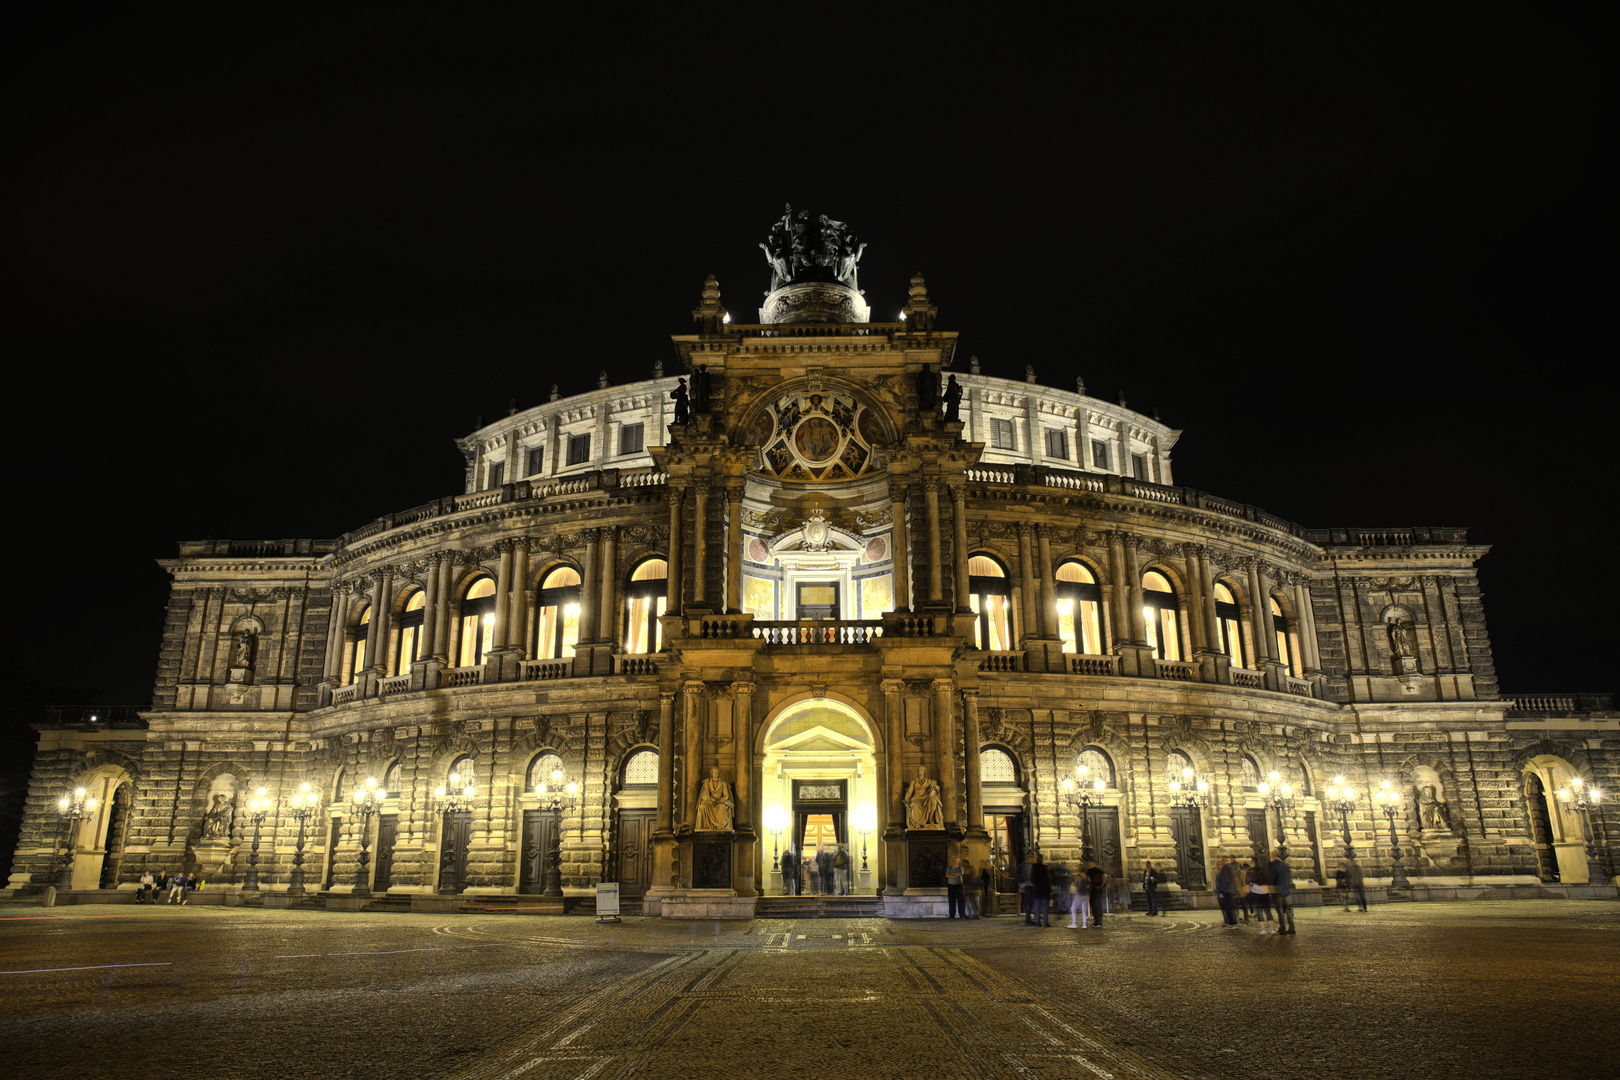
[2,900,1614,1079]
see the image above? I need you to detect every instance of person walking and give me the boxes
[1068,873,1091,928]
[1017,852,1034,922]
[1269,848,1296,935]
[780,846,797,895]
[1143,861,1161,916]
[1215,857,1240,928]
[946,854,966,919]
[1238,861,1254,922]
[1083,857,1108,928]
[963,860,979,918]
[1348,858,1368,911]
[1051,859,1073,924]
[1029,852,1052,927]
[1335,862,1351,911]
[833,844,850,895]
[1248,859,1275,933]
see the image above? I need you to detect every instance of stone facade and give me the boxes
[9,253,1617,913]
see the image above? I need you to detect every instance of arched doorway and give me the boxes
[1526,774,1558,881]
[98,782,132,888]
[759,701,880,895]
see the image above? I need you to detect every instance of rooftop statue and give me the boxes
[759,204,866,294]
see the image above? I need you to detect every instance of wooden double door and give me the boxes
[1078,807,1123,878]
[614,809,655,897]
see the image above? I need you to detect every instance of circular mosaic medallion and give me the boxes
[747,538,770,563]
[865,536,888,563]
[793,417,841,464]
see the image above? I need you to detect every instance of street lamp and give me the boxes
[1557,778,1607,883]
[286,782,322,895]
[349,776,384,896]
[1325,776,1358,860]
[1374,780,1410,888]
[431,770,476,894]
[241,787,272,891]
[535,766,580,899]
[1062,765,1106,862]
[1168,766,1209,809]
[1257,770,1294,855]
[55,788,100,891]
[854,804,877,874]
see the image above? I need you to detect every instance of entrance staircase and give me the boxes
[756,894,884,919]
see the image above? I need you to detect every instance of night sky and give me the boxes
[5,9,1610,756]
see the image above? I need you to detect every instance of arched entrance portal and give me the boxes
[760,701,880,895]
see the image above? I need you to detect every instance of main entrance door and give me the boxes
[759,701,880,895]
[439,810,472,892]
[519,810,558,894]
[373,813,398,892]
[615,809,655,897]
[1170,805,1206,888]
[1080,806,1122,877]
[1246,808,1271,868]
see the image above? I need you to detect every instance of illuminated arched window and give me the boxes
[333,768,347,803]
[1142,571,1182,662]
[1076,746,1115,788]
[1271,596,1295,676]
[1055,560,1103,655]
[383,761,403,794]
[395,591,426,675]
[350,607,370,679]
[1168,748,1195,786]
[1240,755,1261,792]
[536,566,581,660]
[980,747,1018,783]
[968,555,1012,651]
[527,752,563,792]
[623,559,668,654]
[448,754,477,794]
[1214,582,1245,668]
[622,750,658,787]
[458,578,497,668]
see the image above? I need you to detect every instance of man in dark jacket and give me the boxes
[1143,861,1161,916]
[1215,857,1240,928]
[1029,852,1052,927]
[780,846,797,895]
[1083,857,1108,928]
[1269,848,1296,934]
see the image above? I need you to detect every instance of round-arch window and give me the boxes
[1214,581,1244,668]
[351,607,370,678]
[1240,755,1261,791]
[623,750,658,786]
[1168,749,1194,784]
[458,578,497,667]
[968,556,1012,651]
[1142,571,1182,662]
[383,762,403,793]
[449,755,476,787]
[396,591,426,675]
[1055,560,1103,655]
[980,748,1018,783]
[527,752,564,792]
[624,560,668,654]
[1077,747,1115,788]
[1270,596,1295,675]
[537,566,582,660]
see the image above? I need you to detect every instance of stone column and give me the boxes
[598,526,619,644]
[923,477,944,603]
[323,583,351,682]
[1294,578,1321,673]
[1124,540,1146,644]
[666,487,684,612]
[1247,558,1274,665]
[579,530,600,643]
[1037,525,1056,637]
[951,485,971,612]
[683,681,706,832]
[1106,532,1128,643]
[1017,523,1037,645]
[656,692,676,834]
[882,678,906,892]
[962,689,985,837]
[1198,547,1221,651]
[732,680,756,896]
[492,541,513,651]
[726,484,744,614]
[433,554,454,660]
[933,678,958,832]
[420,557,441,659]
[889,484,910,611]
[1182,545,1206,654]
[693,481,710,607]
[509,541,529,652]
[366,570,391,673]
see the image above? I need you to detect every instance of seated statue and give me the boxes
[696,766,735,832]
[905,766,944,830]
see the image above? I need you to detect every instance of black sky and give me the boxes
[5,8,1612,721]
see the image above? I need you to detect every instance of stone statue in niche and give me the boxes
[691,365,712,414]
[201,793,235,840]
[232,631,256,669]
[1418,784,1450,832]
[941,374,963,422]
[1388,621,1412,658]
[905,765,944,830]
[671,379,690,425]
[696,766,735,832]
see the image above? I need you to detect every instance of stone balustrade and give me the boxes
[978,651,1025,672]
[752,621,883,645]
[1068,654,1120,676]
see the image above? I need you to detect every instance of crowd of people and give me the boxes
[778,843,854,895]
[133,870,203,904]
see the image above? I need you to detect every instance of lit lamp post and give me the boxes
[763,807,787,893]
[1168,767,1209,809]
[1257,771,1294,856]
[1557,778,1607,884]
[1062,765,1106,862]
[241,787,272,892]
[1325,776,1358,861]
[854,805,876,876]
[55,788,100,891]
[286,782,321,895]
[535,766,580,899]
[431,770,476,894]
[349,776,384,896]
[1374,780,1410,888]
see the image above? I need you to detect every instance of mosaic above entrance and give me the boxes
[747,390,885,482]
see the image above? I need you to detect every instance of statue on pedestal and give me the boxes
[1418,784,1450,832]
[696,766,735,832]
[671,379,690,425]
[201,793,235,840]
[942,374,963,422]
[905,765,944,830]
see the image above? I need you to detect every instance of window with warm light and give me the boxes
[1077,746,1115,788]
[623,559,668,654]
[1270,596,1295,675]
[1240,755,1261,792]
[458,577,497,667]
[968,555,1012,651]
[1214,582,1245,668]
[350,607,370,678]
[395,591,425,675]
[622,750,658,787]
[1142,571,1182,661]
[980,748,1018,783]
[535,566,581,660]
[1054,560,1103,654]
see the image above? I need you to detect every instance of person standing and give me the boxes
[1029,852,1052,927]
[963,860,979,918]
[1238,861,1254,923]
[946,854,966,918]
[1269,848,1296,935]
[1051,859,1073,924]
[1083,857,1108,928]
[833,843,850,895]
[1348,858,1368,911]
[1143,861,1162,916]
[1335,862,1351,911]
[1017,852,1034,922]
[780,846,797,895]
[1215,857,1240,928]
[1248,859,1276,933]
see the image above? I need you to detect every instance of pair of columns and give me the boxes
[665,481,746,613]
[889,475,962,610]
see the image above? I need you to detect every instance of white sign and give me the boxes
[596,881,620,917]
